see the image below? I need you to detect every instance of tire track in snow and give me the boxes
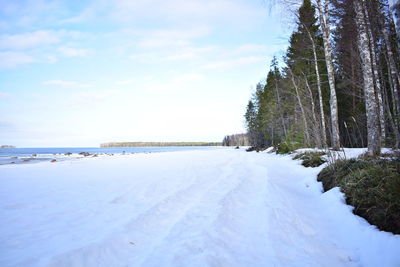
[141,152,275,267]
[140,152,247,267]
[201,153,274,267]
[48,151,241,267]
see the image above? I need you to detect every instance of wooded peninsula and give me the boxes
[100,142,222,147]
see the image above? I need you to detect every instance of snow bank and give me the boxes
[0,148,399,266]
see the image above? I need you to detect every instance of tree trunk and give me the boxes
[274,75,287,139]
[383,79,400,148]
[305,26,328,147]
[383,80,400,148]
[316,0,341,150]
[364,4,386,146]
[383,27,400,123]
[289,68,310,146]
[354,0,381,155]
[304,73,322,148]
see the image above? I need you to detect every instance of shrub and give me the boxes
[317,158,400,234]
[246,147,256,152]
[276,142,302,154]
[293,151,326,167]
[246,146,268,152]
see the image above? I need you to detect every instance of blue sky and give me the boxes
[0,0,288,147]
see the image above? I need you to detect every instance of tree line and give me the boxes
[222,134,250,146]
[244,0,400,156]
[100,142,222,147]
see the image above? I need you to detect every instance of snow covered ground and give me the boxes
[0,148,399,266]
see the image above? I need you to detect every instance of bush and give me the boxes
[317,158,400,234]
[276,142,302,154]
[246,146,268,152]
[293,151,326,167]
[246,147,256,152]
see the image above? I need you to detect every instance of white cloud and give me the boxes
[130,53,158,62]
[0,30,91,68]
[115,80,134,85]
[152,28,210,39]
[202,56,265,71]
[131,44,215,63]
[0,1,64,31]
[0,92,11,98]
[58,46,89,57]
[231,44,270,55]
[162,45,216,61]
[0,30,60,50]
[137,38,189,49]
[0,51,34,69]
[69,90,117,105]
[45,55,58,63]
[43,80,92,88]
[133,27,209,50]
[143,73,205,93]
[173,73,204,83]
[60,7,95,24]
[215,44,287,58]
[162,52,197,61]
[108,0,264,28]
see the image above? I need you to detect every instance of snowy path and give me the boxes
[0,149,399,266]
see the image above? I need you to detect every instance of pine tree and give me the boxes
[286,0,327,148]
[244,0,400,152]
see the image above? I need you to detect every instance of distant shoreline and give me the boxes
[0,146,222,166]
[100,142,222,147]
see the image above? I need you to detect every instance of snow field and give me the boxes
[0,148,399,266]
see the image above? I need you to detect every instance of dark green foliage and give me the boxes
[276,142,302,154]
[317,158,400,234]
[332,0,400,148]
[332,0,367,148]
[243,0,400,151]
[244,0,327,150]
[287,0,323,77]
[293,151,326,167]
[276,142,291,154]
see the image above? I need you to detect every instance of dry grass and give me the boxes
[317,157,400,234]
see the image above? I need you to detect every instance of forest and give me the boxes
[100,142,222,147]
[243,0,400,156]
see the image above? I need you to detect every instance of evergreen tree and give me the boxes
[243,0,400,153]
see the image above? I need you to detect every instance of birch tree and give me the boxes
[354,0,381,155]
[364,3,386,145]
[315,0,341,150]
[304,25,327,147]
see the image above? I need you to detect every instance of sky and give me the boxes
[0,0,289,147]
